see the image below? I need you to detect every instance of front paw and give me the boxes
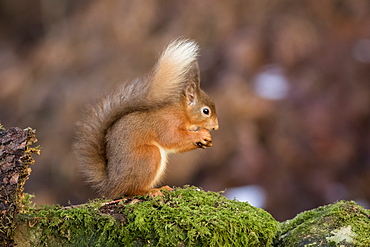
[195,129,212,149]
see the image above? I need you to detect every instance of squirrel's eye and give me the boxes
[202,107,210,116]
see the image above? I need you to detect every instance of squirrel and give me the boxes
[75,39,219,198]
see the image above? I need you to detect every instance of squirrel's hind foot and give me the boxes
[148,185,173,197]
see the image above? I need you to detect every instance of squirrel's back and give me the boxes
[75,39,200,194]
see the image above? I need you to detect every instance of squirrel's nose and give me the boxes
[212,119,219,131]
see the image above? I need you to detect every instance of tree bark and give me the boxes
[0,126,39,246]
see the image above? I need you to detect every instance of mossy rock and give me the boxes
[274,200,370,246]
[14,186,278,246]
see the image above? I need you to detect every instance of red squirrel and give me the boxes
[75,39,219,198]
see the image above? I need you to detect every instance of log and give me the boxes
[3,125,369,246]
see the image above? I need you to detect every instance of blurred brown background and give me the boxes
[0,0,369,221]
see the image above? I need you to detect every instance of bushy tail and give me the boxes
[74,39,199,194]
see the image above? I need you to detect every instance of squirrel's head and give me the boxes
[185,79,219,132]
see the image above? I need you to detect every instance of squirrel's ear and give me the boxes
[182,58,200,105]
[185,61,200,105]
[185,81,197,106]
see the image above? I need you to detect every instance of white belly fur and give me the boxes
[150,143,169,187]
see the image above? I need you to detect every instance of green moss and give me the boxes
[275,200,370,246]
[16,199,126,247]
[15,186,278,246]
[122,186,278,246]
